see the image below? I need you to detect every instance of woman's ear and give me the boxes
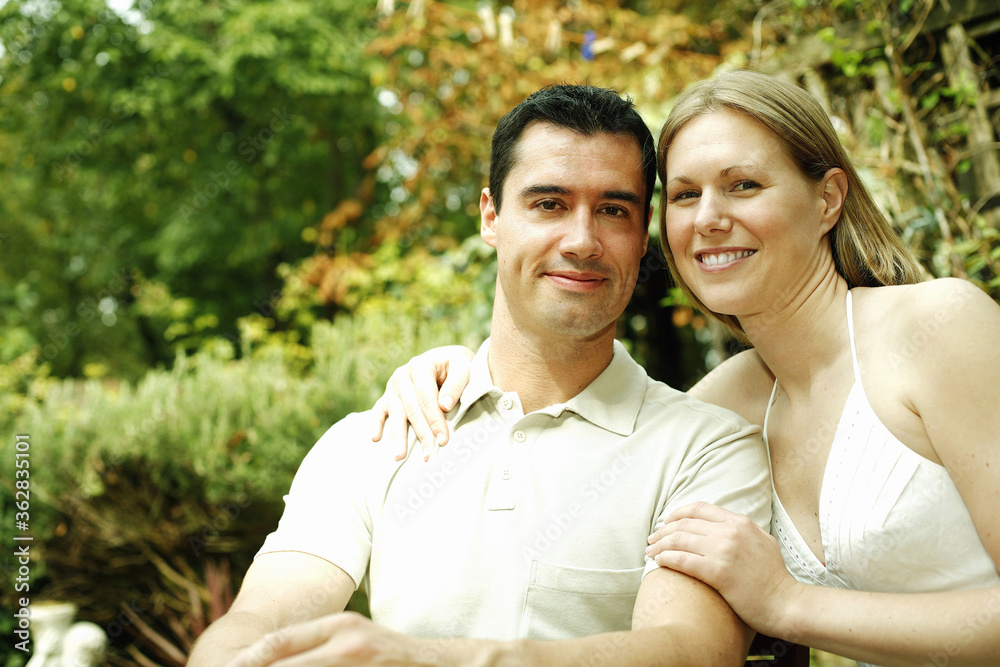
[819,168,848,236]
[480,188,498,248]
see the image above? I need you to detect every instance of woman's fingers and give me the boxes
[371,345,473,460]
[436,357,471,414]
[647,502,734,544]
[381,393,411,461]
[370,395,390,443]
[404,360,450,457]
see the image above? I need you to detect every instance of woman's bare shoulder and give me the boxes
[855,280,997,355]
[857,278,988,313]
[687,348,773,427]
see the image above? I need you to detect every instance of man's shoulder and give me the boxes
[640,375,757,433]
[305,409,406,471]
[314,410,372,446]
[607,340,758,437]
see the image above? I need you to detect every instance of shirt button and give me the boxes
[500,396,513,410]
[513,430,526,443]
[502,468,512,480]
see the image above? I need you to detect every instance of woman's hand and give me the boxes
[647,502,802,636]
[371,345,475,461]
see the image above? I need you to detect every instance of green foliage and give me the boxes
[0,0,385,377]
[0,302,485,664]
[786,0,1000,301]
[1,0,997,663]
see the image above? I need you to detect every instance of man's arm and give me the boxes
[508,567,751,666]
[224,565,751,667]
[187,551,356,667]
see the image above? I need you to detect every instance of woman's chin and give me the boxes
[696,292,749,318]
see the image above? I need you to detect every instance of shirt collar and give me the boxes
[449,339,648,436]
[449,339,503,426]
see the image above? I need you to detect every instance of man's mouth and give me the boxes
[544,270,608,290]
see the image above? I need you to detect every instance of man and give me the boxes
[189,84,770,667]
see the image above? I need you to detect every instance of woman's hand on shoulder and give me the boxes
[688,348,773,428]
[647,502,802,636]
[371,345,475,461]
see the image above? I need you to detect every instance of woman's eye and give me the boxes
[668,190,698,203]
[733,180,761,192]
[538,200,560,211]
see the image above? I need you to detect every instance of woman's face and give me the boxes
[663,108,836,321]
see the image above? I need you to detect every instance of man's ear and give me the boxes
[480,188,499,248]
[819,168,848,236]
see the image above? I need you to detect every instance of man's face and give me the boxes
[481,122,650,342]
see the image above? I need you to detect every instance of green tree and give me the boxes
[0,0,385,378]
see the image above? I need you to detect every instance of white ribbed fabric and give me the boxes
[764,291,999,667]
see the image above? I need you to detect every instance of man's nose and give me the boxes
[559,209,603,259]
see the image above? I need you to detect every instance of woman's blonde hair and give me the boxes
[657,69,921,343]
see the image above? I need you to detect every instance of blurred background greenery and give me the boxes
[1,0,997,664]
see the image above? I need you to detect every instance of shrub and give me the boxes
[0,306,486,666]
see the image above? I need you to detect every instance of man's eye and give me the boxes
[601,205,627,217]
[538,200,560,211]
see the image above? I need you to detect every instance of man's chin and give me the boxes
[542,312,619,340]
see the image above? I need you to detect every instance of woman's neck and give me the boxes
[740,271,852,399]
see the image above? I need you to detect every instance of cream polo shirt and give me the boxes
[258,339,771,640]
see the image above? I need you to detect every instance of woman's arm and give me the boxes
[899,279,1000,566]
[651,280,1000,666]
[649,500,1000,667]
[370,345,475,460]
[370,343,773,460]
[687,348,772,427]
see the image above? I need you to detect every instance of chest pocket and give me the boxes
[518,560,644,639]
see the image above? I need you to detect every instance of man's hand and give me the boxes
[227,612,455,667]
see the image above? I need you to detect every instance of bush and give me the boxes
[0,305,486,666]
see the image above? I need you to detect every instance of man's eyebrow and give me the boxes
[519,185,641,204]
[519,184,571,198]
[602,190,642,205]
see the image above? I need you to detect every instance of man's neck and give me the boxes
[485,316,616,414]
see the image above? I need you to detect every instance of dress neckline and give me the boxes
[762,290,860,575]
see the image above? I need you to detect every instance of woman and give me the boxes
[372,70,1000,666]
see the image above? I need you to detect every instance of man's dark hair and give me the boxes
[489,84,656,221]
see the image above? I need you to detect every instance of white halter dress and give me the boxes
[763,291,999,667]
